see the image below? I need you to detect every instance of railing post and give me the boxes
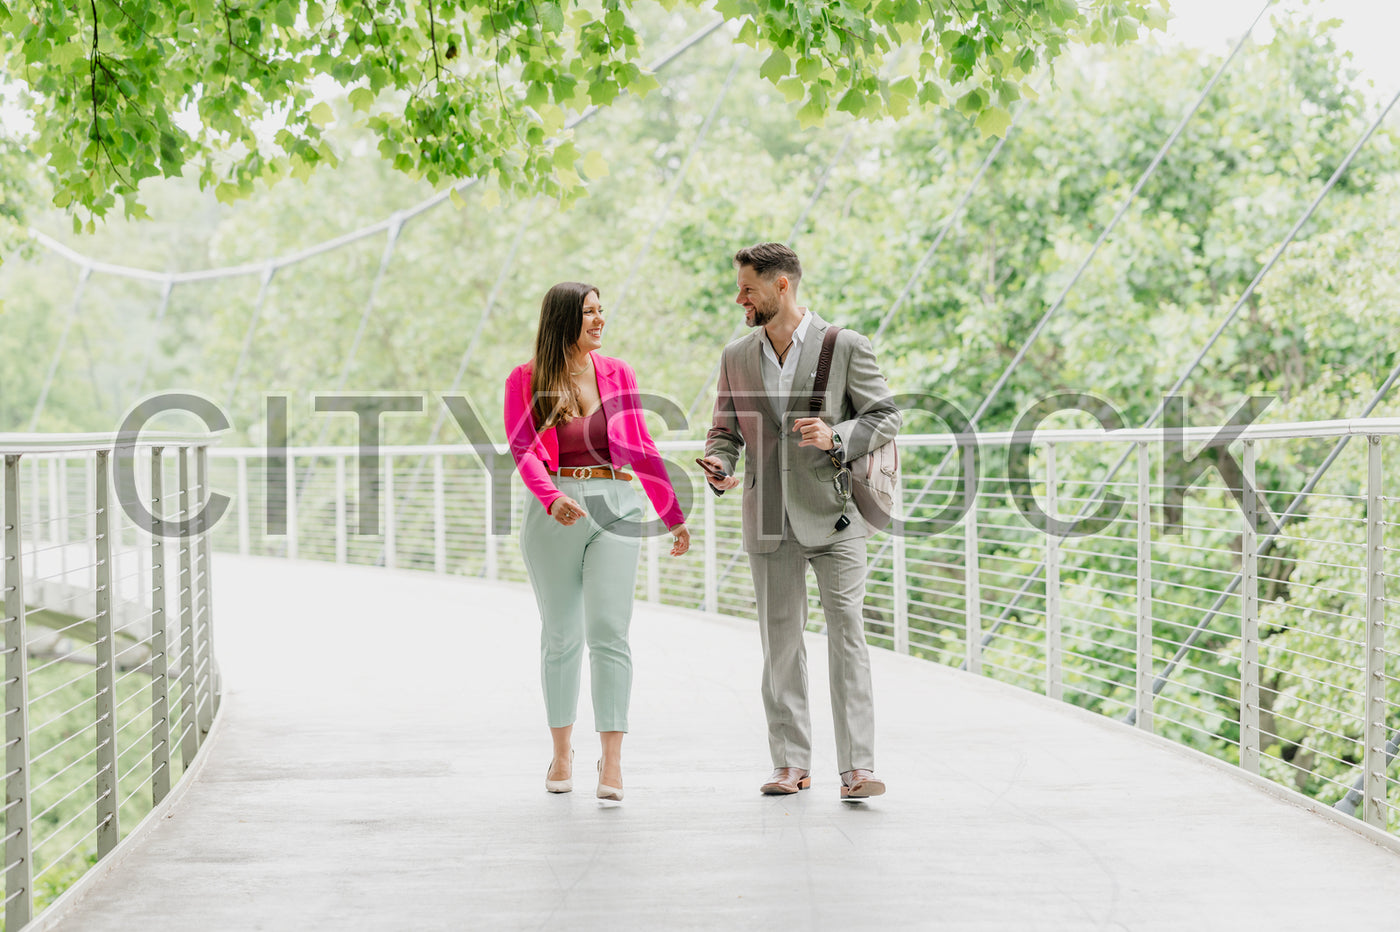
[433,455,446,575]
[1363,435,1387,828]
[285,453,299,561]
[893,472,909,655]
[384,453,396,569]
[1240,440,1260,775]
[703,482,717,613]
[94,451,120,857]
[646,527,660,604]
[177,449,200,765]
[150,448,172,804]
[334,455,347,565]
[236,455,250,557]
[53,458,68,587]
[483,459,499,581]
[4,455,33,928]
[28,460,40,581]
[195,447,218,727]
[1135,442,1153,732]
[86,456,97,590]
[964,444,981,675]
[1045,442,1062,700]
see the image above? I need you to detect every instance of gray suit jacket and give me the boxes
[705,312,902,553]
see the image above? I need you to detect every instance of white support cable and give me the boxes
[683,129,856,426]
[26,18,727,286]
[869,103,1027,346]
[890,0,1273,532]
[963,0,1272,430]
[225,265,278,408]
[424,199,537,448]
[29,265,92,431]
[130,278,176,397]
[611,54,742,318]
[981,76,1400,673]
[294,215,407,455]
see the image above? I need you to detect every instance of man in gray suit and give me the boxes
[700,242,902,799]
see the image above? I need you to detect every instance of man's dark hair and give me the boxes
[734,242,802,289]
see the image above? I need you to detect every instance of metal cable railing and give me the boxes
[0,433,223,929]
[206,418,1400,842]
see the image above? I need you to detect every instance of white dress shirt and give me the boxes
[760,308,812,402]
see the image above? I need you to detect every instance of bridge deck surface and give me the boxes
[46,556,1400,930]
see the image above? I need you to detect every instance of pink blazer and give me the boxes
[504,353,685,528]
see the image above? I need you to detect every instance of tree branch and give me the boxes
[428,0,442,82]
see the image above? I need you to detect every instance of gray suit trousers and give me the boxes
[750,534,875,773]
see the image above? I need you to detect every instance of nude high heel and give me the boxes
[546,749,574,794]
[596,759,623,801]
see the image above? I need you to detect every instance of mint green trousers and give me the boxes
[520,478,643,733]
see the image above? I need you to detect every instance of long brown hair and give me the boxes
[530,281,598,429]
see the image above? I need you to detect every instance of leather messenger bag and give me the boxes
[809,326,900,534]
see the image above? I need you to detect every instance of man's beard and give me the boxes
[747,301,777,328]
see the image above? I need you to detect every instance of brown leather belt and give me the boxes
[549,466,634,481]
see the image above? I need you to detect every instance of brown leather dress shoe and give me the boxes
[840,769,886,799]
[760,767,811,795]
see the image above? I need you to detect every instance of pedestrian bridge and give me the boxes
[1,425,1398,929]
[36,557,1400,929]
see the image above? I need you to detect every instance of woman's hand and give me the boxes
[549,496,587,526]
[669,523,691,557]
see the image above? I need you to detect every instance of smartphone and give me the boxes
[695,458,728,497]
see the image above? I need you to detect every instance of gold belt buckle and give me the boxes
[565,467,591,479]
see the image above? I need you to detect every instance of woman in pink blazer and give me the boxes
[505,281,690,801]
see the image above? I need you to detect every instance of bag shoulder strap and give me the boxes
[808,325,842,414]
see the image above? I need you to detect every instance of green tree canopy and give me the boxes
[1,0,1164,227]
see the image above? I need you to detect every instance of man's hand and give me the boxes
[698,455,741,491]
[793,417,835,451]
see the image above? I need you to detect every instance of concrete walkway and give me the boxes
[45,556,1400,930]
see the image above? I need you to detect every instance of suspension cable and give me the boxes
[869,103,1027,346]
[29,266,91,431]
[969,78,1400,672]
[612,54,742,318]
[225,265,278,408]
[129,279,175,397]
[683,128,855,427]
[296,215,408,454]
[1119,347,1400,726]
[871,0,1274,583]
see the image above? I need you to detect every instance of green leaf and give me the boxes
[539,1,564,34]
[836,88,865,115]
[759,48,790,83]
[630,71,660,97]
[796,96,825,129]
[348,87,375,112]
[552,141,578,169]
[582,149,608,178]
[308,102,334,126]
[974,104,1012,138]
[796,56,822,82]
[776,76,807,103]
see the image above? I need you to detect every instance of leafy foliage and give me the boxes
[2,0,1163,226]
